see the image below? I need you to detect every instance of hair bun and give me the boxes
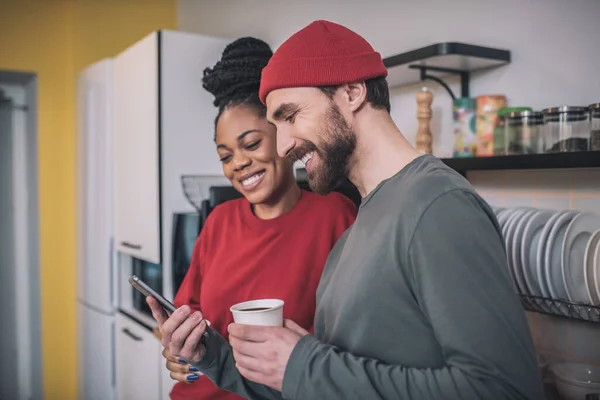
[202,37,273,108]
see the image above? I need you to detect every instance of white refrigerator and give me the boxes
[76,57,116,400]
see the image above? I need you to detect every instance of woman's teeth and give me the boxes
[242,172,264,186]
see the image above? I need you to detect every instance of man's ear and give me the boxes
[344,81,368,112]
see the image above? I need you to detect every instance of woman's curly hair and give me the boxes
[202,36,273,136]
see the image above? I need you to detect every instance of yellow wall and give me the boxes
[0,1,176,398]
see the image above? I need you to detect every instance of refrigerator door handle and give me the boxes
[121,328,143,342]
[120,241,142,250]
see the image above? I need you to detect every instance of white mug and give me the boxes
[229,299,284,327]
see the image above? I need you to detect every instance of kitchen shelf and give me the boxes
[382,42,511,99]
[520,294,600,324]
[441,150,600,176]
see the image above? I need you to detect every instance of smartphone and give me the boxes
[129,275,177,315]
[129,275,210,342]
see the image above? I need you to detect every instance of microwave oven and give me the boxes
[130,257,162,317]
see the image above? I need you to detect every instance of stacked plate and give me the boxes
[492,206,600,307]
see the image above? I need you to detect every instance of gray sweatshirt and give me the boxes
[194,154,545,400]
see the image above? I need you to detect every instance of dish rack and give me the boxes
[520,294,600,323]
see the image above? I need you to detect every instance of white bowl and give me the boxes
[552,362,600,400]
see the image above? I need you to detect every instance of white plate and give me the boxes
[492,206,504,214]
[594,239,600,305]
[536,211,563,298]
[510,209,537,294]
[545,211,578,302]
[584,230,600,305]
[501,209,523,256]
[501,208,523,239]
[503,209,529,288]
[521,209,555,296]
[562,212,600,303]
[496,209,512,230]
[500,211,520,291]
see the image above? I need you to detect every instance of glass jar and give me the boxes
[590,103,600,151]
[506,111,544,154]
[495,107,532,155]
[542,106,590,152]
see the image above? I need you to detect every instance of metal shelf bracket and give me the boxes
[409,65,470,100]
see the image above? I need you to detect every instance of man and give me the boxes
[149,20,545,400]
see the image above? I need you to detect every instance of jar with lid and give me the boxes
[494,107,532,155]
[542,106,590,152]
[590,103,600,151]
[505,110,544,154]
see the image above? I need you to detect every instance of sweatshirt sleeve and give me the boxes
[191,327,284,400]
[281,190,544,400]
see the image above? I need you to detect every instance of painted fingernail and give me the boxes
[187,375,199,381]
[189,366,198,372]
[178,358,187,364]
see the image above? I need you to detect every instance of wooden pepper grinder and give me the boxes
[416,86,433,154]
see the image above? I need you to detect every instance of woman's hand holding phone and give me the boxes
[147,297,208,364]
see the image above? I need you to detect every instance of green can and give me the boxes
[452,97,477,158]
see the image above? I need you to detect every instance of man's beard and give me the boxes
[293,103,356,195]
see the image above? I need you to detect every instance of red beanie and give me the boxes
[259,20,388,104]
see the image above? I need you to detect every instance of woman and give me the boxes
[161,37,357,400]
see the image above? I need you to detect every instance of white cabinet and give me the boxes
[115,313,162,400]
[114,33,161,264]
[77,304,115,400]
[113,30,230,267]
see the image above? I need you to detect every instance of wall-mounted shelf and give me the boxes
[441,151,600,176]
[382,42,511,99]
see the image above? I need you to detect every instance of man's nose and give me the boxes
[276,129,294,158]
